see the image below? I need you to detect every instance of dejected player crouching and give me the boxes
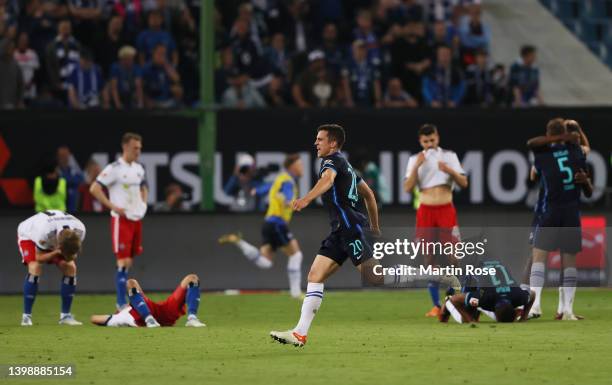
[91,274,206,328]
[17,210,86,326]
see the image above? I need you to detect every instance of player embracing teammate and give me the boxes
[90,133,148,309]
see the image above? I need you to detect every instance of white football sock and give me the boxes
[529,262,545,312]
[562,267,577,315]
[480,309,497,321]
[445,300,463,323]
[557,286,564,315]
[236,240,272,269]
[287,251,303,297]
[294,282,323,336]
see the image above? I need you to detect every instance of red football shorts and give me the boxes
[130,285,187,327]
[18,239,63,265]
[415,203,461,244]
[111,216,143,259]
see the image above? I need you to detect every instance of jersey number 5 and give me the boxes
[557,156,573,185]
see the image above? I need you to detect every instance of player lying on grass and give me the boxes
[440,260,536,323]
[91,274,206,327]
[18,210,86,326]
[439,287,536,323]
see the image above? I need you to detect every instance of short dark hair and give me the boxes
[520,45,536,57]
[122,132,142,145]
[546,118,566,135]
[419,124,438,137]
[317,124,346,149]
[284,153,301,169]
[494,301,516,323]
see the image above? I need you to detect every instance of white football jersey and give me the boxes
[405,147,465,190]
[17,210,86,251]
[96,157,148,221]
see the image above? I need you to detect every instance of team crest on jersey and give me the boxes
[323,159,334,167]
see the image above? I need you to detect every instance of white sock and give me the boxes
[562,267,577,315]
[287,251,303,297]
[480,309,497,321]
[236,240,272,269]
[294,282,323,336]
[445,300,463,323]
[529,262,545,312]
[557,286,564,314]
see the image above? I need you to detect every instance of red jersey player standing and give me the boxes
[90,132,148,309]
[404,124,468,318]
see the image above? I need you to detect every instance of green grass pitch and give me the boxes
[1,289,611,385]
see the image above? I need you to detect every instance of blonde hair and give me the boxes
[58,229,81,259]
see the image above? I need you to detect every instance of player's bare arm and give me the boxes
[438,161,468,189]
[89,182,126,216]
[526,132,579,148]
[575,169,593,198]
[140,185,148,204]
[35,248,64,263]
[403,152,425,192]
[357,180,380,236]
[293,169,336,211]
[565,119,590,154]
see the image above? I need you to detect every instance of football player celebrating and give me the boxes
[17,210,86,326]
[90,274,206,328]
[90,133,148,310]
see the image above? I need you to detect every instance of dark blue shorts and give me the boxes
[318,225,373,266]
[532,206,581,254]
[261,221,293,251]
[528,213,542,245]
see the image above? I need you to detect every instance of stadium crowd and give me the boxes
[0,0,543,109]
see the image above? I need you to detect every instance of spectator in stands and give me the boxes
[78,158,104,212]
[177,31,198,106]
[383,77,417,108]
[13,32,40,105]
[142,43,182,108]
[45,18,81,104]
[222,68,266,109]
[95,15,126,79]
[285,0,312,54]
[67,0,102,49]
[265,72,290,106]
[0,37,24,108]
[0,0,17,39]
[223,153,263,212]
[136,10,178,67]
[57,145,84,213]
[464,49,493,106]
[292,50,340,107]
[491,63,509,106]
[230,18,263,79]
[342,39,382,108]
[510,45,543,107]
[230,2,265,53]
[422,44,465,107]
[428,20,460,60]
[111,0,144,42]
[353,9,381,65]
[67,48,106,109]
[19,0,57,57]
[319,22,346,77]
[265,33,289,77]
[390,20,431,102]
[458,4,490,65]
[386,0,424,24]
[215,45,235,102]
[155,183,191,212]
[110,45,144,109]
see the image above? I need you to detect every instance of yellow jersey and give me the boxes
[265,172,297,223]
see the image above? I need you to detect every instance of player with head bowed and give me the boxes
[18,210,86,326]
[89,132,148,310]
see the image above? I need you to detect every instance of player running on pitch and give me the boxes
[270,124,382,347]
[90,274,206,327]
[218,154,305,298]
[440,260,536,323]
[90,133,148,310]
[404,124,468,318]
[17,210,86,326]
[526,118,593,320]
